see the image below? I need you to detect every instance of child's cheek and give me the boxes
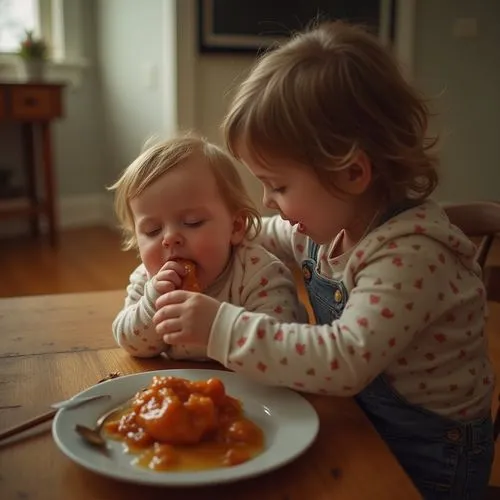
[140,242,164,277]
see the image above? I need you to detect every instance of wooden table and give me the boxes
[0,81,65,245]
[0,291,421,500]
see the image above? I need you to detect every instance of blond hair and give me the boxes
[108,133,261,250]
[223,21,438,203]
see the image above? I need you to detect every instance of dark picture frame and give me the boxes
[198,0,396,54]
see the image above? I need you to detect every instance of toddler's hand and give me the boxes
[153,260,186,295]
[153,291,220,347]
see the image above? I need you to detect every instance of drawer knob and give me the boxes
[24,97,38,107]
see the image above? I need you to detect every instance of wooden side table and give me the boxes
[0,81,66,245]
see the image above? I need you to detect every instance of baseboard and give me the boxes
[0,192,117,238]
[60,193,113,228]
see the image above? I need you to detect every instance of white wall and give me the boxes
[97,0,177,187]
[414,0,500,201]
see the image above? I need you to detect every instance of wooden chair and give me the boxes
[444,201,500,266]
[443,201,500,441]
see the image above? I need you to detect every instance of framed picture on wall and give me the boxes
[198,0,396,54]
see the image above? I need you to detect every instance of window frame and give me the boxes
[0,0,88,87]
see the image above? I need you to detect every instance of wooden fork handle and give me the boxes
[0,373,121,442]
[0,409,57,441]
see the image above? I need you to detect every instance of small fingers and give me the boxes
[156,318,182,336]
[154,280,175,295]
[155,290,191,310]
[158,260,187,276]
[155,269,183,288]
[163,332,187,345]
[153,302,184,325]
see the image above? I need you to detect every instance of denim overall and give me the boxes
[301,207,494,499]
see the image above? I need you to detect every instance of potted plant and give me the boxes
[18,30,48,81]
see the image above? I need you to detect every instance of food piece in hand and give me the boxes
[176,259,201,292]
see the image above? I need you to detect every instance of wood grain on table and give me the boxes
[0,291,421,500]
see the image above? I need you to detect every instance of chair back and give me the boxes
[444,202,500,441]
[444,202,500,268]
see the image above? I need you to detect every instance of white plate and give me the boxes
[52,369,319,486]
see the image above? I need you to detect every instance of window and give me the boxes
[0,0,87,86]
[0,0,47,54]
[0,0,61,58]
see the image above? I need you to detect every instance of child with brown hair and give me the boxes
[109,133,303,360]
[153,22,494,498]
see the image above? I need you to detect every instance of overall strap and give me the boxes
[307,239,320,260]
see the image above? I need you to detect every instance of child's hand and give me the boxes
[153,291,221,346]
[153,261,186,295]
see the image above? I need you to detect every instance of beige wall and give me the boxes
[97,0,177,185]
[196,55,267,213]
[175,0,267,213]
[414,0,500,201]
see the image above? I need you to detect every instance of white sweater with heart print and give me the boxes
[112,243,304,359]
[207,200,494,420]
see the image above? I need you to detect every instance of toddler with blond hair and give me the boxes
[109,133,303,359]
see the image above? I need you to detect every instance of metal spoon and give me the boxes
[75,388,146,450]
[74,404,123,449]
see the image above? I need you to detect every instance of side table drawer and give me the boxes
[10,87,62,120]
[0,89,5,119]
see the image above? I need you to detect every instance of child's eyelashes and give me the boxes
[262,180,286,194]
[184,220,205,228]
[139,219,206,237]
[144,228,161,237]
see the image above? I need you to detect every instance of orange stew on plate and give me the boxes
[104,376,264,472]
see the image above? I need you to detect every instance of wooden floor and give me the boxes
[0,227,140,297]
[1,226,499,488]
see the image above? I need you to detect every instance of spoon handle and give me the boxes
[0,409,56,441]
[51,394,111,410]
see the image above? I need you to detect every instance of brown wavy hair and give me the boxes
[108,133,261,251]
[223,21,438,202]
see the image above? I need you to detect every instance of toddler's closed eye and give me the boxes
[145,228,161,237]
[184,220,205,228]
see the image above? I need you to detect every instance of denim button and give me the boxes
[334,289,342,303]
[446,429,461,441]
[302,264,312,282]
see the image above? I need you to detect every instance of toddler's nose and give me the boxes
[162,231,183,248]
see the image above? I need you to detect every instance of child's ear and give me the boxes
[335,150,372,195]
[230,213,247,245]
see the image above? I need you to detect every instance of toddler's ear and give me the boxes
[335,150,372,196]
[230,213,247,245]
